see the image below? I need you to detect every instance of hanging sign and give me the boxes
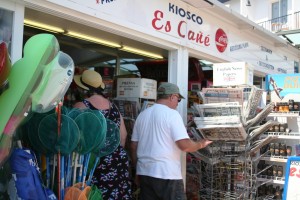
[213,62,253,86]
[116,78,157,99]
[283,156,300,200]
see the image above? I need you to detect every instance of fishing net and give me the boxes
[88,185,103,200]
[38,113,80,155]
[73,111,105,155]
[16,107,70,155]
[67,108,83,119]
[64,182,93,200]
[97,118,120,157]
[27,113,55,155]
[78,185,91,200]
[86,119,120,186]
[61,106,71,116]
[88,110,107,150]
[64,108,107,188]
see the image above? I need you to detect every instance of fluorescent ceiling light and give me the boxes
[24,19,65,33]
[65,31,121,48]
[200,59,213,65]
[121,46,163,59]
[202,66,213,71]
[23,19,164,59]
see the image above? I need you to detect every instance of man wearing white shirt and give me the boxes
[131,82,212,200]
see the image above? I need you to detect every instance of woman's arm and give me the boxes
[119,115,128,147]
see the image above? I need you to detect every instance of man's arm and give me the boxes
[130,141,140,186]
[176,138,212,152]
[130,141,138,168]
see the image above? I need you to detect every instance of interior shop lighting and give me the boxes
[24,19,164,59]
[120,46,164,59]
[65,31,121,48]
[24,19,65,33]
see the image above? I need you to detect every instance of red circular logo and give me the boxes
[215,28,228,53]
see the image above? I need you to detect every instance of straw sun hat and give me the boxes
[74,70,105,90]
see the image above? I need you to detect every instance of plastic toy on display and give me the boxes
[31,51,74,113]
[0,42,11,95]
[0,33,59,135]
[0,33,74,167]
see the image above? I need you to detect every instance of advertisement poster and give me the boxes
[265,73,300,103]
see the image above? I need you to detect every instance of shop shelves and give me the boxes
[263,132,300,139]
[260,156,287,163]
[257,176,285,185]
[268,111,300,117]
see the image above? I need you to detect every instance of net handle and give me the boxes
[56,101,63,200]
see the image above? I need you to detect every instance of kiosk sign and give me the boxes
[213,62,253,86]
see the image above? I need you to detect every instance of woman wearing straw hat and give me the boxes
[73,69,132,199]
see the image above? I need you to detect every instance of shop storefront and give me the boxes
[1,0,300,199]
[3,0,299,121]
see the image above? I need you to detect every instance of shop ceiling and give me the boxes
[24,8,169,73]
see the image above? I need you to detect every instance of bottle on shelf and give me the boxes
[288,99,294,111]
[273,165,277,177]
[275,186,282,199]
[279,143,287,157]
[269,143,275,156]
[274,143,280,156]
[286,146,292,156]
[277,166,283,177]
[293,102,299,111]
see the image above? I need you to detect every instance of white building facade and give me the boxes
[221,0,300,69]
[1,0,300,119]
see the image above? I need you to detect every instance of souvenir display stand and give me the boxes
[189,73,300,200]
[190,85,282,199]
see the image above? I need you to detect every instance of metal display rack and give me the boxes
[197,141,250,200]
[190,85,274,200]
[251,111,300,199]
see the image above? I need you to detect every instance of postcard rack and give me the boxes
[191,85,267,200]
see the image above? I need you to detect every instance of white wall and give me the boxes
[249,0,271,23]
[21,0,299,75]
[295,0,300,12]
[224,0,240,12]
[224,0,271,23]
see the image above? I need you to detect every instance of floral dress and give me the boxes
[83,99,132,200]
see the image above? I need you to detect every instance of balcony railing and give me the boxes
[257,11,300,33]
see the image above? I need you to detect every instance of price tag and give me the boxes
[283,156,300,200]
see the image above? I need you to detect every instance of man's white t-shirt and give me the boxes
[131,103,189,180]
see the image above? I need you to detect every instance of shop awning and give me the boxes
[277,29,300,50]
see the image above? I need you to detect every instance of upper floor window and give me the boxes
[272,0,287,23]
